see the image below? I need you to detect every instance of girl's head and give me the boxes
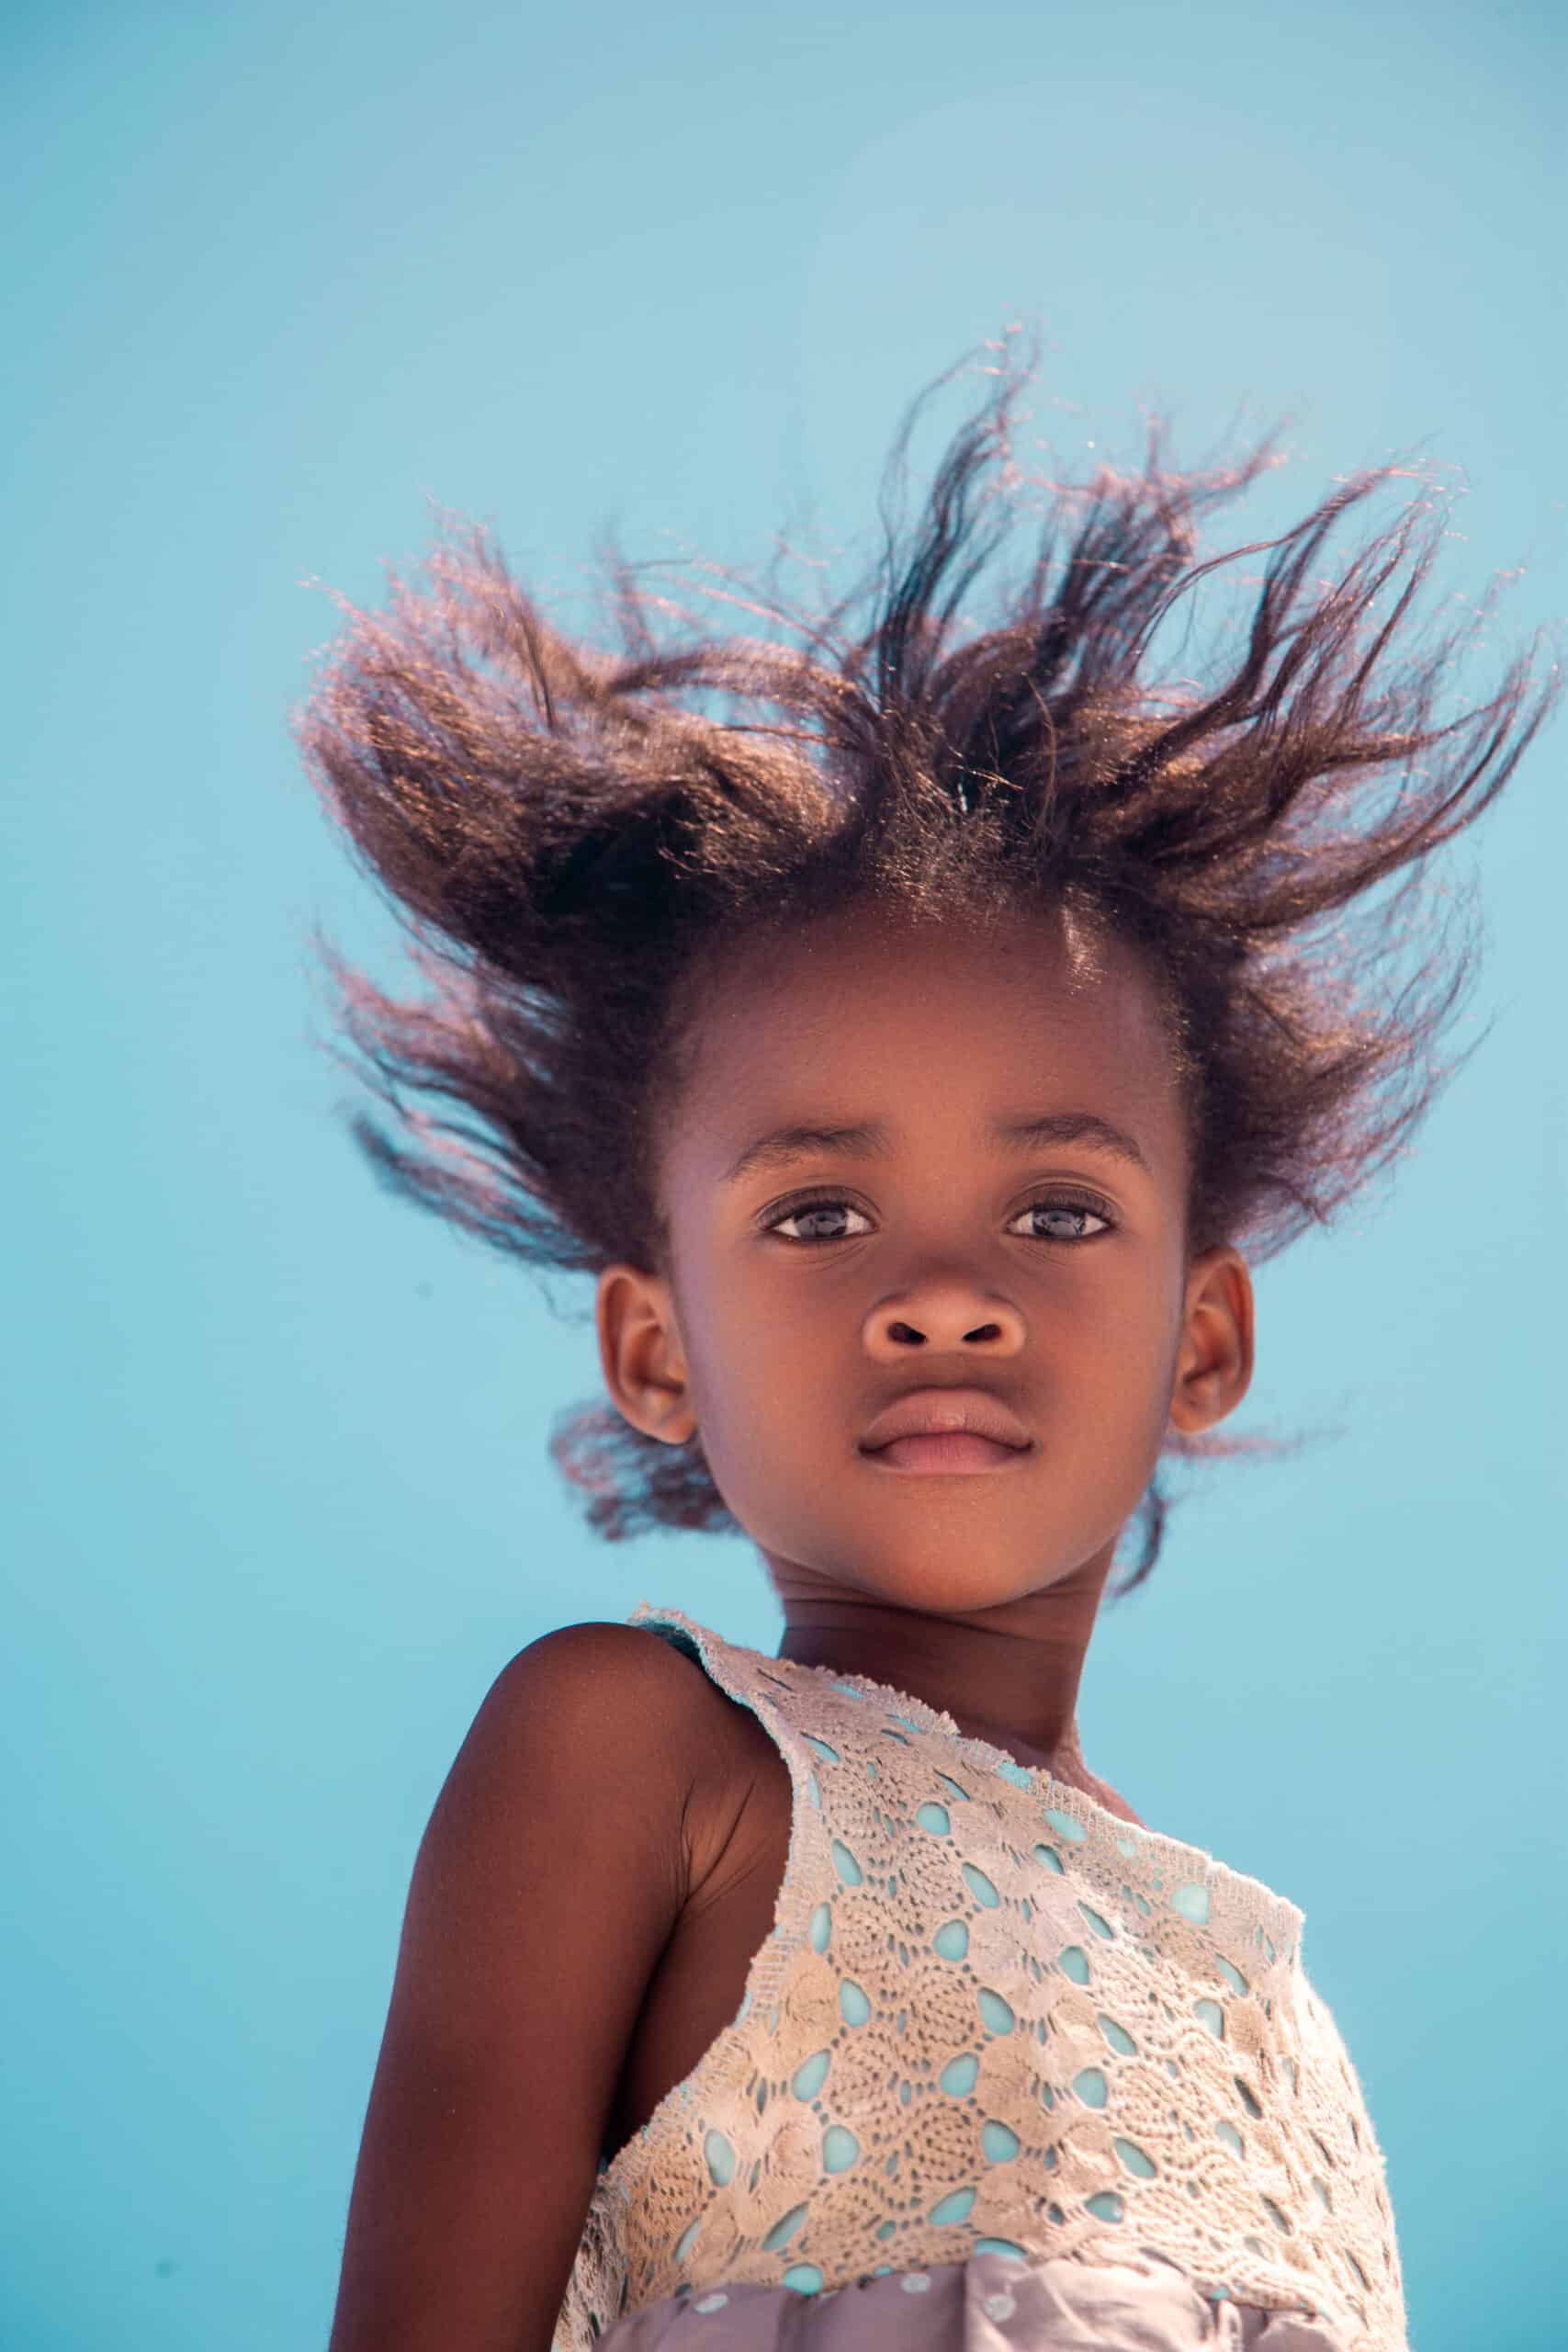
[293,354,1555,1597]
[598,890,1252,1627]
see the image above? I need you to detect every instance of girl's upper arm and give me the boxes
[325,1621,700,2352]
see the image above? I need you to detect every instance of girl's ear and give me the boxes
[594,1265,699,1446]
[1168,1245,1255,1436]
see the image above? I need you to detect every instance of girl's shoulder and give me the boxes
[491,1615,769,1873]
[493,1614,730,1770]
[529,1617,803,1931]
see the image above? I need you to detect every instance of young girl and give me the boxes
[297,349,1553,2352]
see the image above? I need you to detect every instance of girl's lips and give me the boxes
[863,1431,1031,1474]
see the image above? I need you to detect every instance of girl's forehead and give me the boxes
[691,902,1145,1052]
[670,905,1185,1162]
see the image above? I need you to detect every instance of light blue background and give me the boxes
[4,5,1562,2347]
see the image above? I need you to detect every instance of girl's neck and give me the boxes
[769,1561,1144,1826]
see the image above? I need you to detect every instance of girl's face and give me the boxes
[597,900,1252,1631]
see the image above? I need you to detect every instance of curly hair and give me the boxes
[290,347,1557,1596]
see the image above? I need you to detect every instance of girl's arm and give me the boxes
[324,1621,699,2352]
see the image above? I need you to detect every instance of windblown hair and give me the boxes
[292,351,1556,1596]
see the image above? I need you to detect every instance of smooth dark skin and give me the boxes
[598,898,1255,1804]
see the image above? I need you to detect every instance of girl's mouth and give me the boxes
[863,1432,1032,1474]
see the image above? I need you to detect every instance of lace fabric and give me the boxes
[550,1606,1406,2352]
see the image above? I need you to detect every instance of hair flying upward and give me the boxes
[291,349,1557,1591]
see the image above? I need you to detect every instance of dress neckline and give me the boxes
[629,1600,1305,1943]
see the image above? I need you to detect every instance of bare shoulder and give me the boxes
[483,1615,731,1768]
[478,1617,745,1854]
[490,1617,786,1908]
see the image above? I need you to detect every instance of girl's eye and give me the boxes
[762,1193,1114,1245]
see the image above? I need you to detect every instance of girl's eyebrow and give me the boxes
[721,1110,1151,1186]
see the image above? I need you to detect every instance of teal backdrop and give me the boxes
[3,4,1563,2347]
